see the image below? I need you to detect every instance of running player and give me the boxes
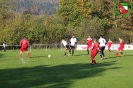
[60,38,70,56]
[107,39,113,53]
[90,39,100,65]
[99,35,106,60]
[115,37,124,57]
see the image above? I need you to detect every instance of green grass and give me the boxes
[0,49,133,88]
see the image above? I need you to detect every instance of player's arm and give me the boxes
[75,41,77,44]
[20,40,22,46]
[105,39,107,45]
[98,39,100,44]
[96,42,101,51]
[69,39,71,45]
[86,41,88,45]
[75,39,77,45]
[90,43,94,50]
[19,40,22,49]
[86,39,88,44]
[26,40,29,48]
[60,40,63,45]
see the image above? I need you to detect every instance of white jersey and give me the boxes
[99,38,106,47]
[61,40,67,47]
[3,43,6,48]
[70,38,77,46]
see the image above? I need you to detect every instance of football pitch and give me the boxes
[0,49,133,88]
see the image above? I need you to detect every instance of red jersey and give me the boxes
[91,42,100,52]
[86,38,92,47]
[118,40,124,50]
[20,38,29,47]
[119,40,124,48]
[107,40,113,47]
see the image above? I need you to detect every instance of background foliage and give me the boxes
[0,0,133,45]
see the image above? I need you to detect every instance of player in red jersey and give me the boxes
[107,39,113,53]
[19,37,30,58]
[115,37,124,57]
[86,36,92,54]
[90,39,100,65]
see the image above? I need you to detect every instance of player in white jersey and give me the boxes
[69,35,77,56]
[98,35,106,60]
[60,38,70,56]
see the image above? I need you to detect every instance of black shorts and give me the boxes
[70,45,75,49]
[100,46,105,51]
[64,45,70,49]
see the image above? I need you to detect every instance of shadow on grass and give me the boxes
[31,55,46,58]
[74,54,88,56]
[105,56,116,59]
[0,62,120,88]
[123,55,133,56]
[0,54,3,58]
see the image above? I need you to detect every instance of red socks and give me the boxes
[92,59,97,64]
[20,54,22,58]
[116,52,118,56]
[120,52,123,56]
[116,52,123,57]
[28,53,30,57]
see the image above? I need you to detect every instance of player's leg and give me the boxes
[100,46,105,59]
[25,46,30,57]
[26,50,30,57]
[102,46,105,58]
[91,51,97,64]
[5,47,6,52]
[64,48,67,56]
[19,47,23,58]
[20,50,23,58]
[115,50,119,57]
[99,47,103,59]
[69,45,72,55]
[24,46,31,58]
[4,47,6,52]
[108,46,110,53]
[65,45,70,56]
[72,46,75,56]
[91,51,94,64]
[116,47,121,57]
[87,46,89,54]
[119,50,123,56]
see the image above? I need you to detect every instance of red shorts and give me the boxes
[91,50,98,58]
[20,46,28,52]
[108,45,111,49]
[87,45,91,49]
[118,47,124,51]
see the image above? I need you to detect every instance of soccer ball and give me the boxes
[48,54,51,58]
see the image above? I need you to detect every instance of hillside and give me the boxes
[12,0,59,15]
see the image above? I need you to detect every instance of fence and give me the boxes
[1,44,133,51]
[0,44,64,51]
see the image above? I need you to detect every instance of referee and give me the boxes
[99,35,106,60]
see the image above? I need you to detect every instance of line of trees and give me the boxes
[0,0,133,45]
[11,0,58,15]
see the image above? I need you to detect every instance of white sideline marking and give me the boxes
[21,58,25,64]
